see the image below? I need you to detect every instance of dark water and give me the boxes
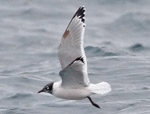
[0,0,150,114]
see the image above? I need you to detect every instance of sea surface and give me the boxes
[0,0,150,114]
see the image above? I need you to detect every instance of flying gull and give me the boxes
[38,6,111,109]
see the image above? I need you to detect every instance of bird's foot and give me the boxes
[87,96,100,109]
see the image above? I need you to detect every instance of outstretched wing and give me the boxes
[58,6,90,87]
[58,6,86,69]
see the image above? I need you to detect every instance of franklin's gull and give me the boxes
[38,6,111,109]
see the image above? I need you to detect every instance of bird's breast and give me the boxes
[52,81,91,100]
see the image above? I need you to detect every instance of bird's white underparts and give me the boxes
[38,6,111,109]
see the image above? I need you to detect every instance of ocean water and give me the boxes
[0,0,150,114]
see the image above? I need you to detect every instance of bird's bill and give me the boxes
[38,89,44,93]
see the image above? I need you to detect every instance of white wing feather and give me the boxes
[58,6,90,87]
[58,6,86,69]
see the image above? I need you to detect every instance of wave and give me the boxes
[85,43,150,57]
[106,12,150,33]
[128,43,149,52]
[85,46,119,57]
[104,12,150,47]
[5,93,32,100]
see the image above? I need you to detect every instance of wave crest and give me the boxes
[85,46,119,57]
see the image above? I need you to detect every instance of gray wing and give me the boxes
[59,57,90,88]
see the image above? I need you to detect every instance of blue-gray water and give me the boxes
[0,0,150,114]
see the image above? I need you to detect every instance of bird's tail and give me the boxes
[89,82,111,95]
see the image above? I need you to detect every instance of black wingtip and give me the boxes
[67,56,85,67]
[73,6,86,23]
[75,57,85,64]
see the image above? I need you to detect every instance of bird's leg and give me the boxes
[87,96,100,109]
